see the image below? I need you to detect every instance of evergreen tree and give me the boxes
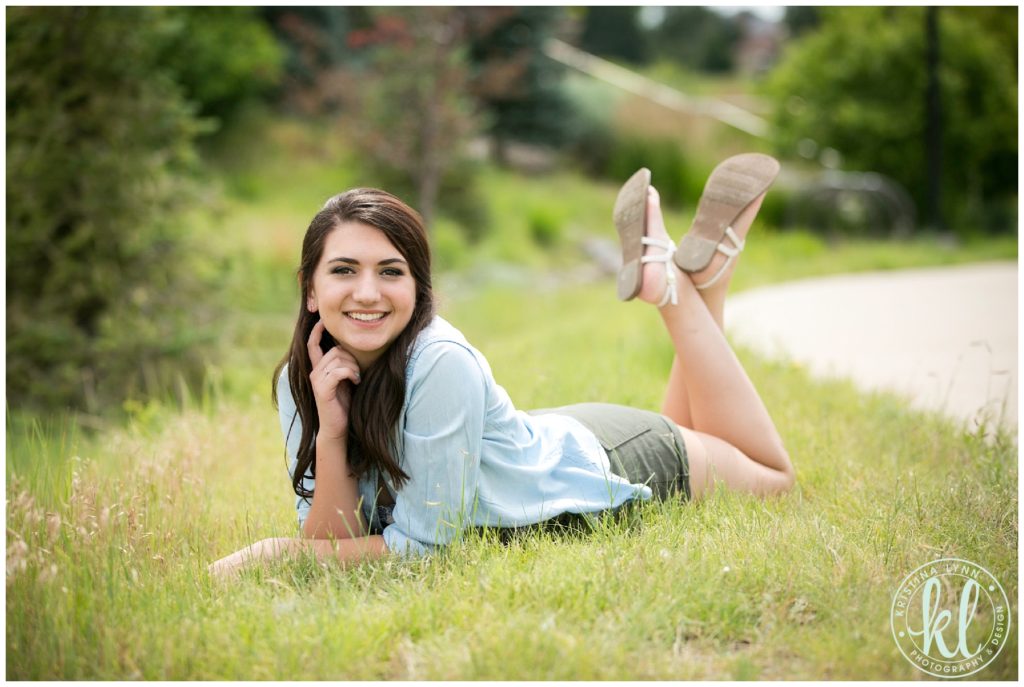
[782,6,820,38]
[579,7,647,65]
[7,7,215,410]
[465,7,575,160]
[654,6,740,73]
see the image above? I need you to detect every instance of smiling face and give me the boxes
[306,221,417,369]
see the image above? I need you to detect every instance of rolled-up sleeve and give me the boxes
[277,366,313,529]
[383,342,486,557]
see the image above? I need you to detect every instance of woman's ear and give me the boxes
[302,272,318,313]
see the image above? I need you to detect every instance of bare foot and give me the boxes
[684,196,765,298]
[636,186,679,306]
[639,187,764,320]
[685,192,766,317]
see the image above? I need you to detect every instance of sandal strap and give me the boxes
[658,264,678,307]
[694,226,744,291]
[715,226,745,258]
[639,236,676,255]
[638,236,678,307]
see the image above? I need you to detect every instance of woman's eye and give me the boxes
[381,268,405,277]
[331,266,355,275]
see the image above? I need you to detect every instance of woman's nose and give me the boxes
[353,273,380,303]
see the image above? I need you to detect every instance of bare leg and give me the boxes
[637,188,792,499]
[657,190,766,430]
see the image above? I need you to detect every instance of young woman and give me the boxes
[209,153,794,578]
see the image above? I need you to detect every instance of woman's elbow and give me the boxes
[301,518,333,539]
[301,516,366,540]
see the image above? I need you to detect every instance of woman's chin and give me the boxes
[334,334,392,367]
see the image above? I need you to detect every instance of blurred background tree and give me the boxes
[259,6,363,117]
[261,7,577,228]
[781,6,821,39]
[341,7,480,230]
[465,7,576,163]
[578,7,647,65]
[155,7,283,132]
[6,6,282,412]
[652,6,741,73]
[765,6,1017,235]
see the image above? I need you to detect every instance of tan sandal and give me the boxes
[613,167,679,307]
[674,153,779,291]
[613,167,651,302]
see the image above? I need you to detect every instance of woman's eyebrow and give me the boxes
[327,257,407,265]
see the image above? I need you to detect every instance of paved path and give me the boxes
[725,262,1018,432]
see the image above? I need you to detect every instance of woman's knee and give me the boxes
[679,428,796,498]
[776,445,796,492]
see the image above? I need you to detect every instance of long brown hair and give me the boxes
[273,188,435,498]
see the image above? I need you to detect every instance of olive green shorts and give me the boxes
[529,402,691,502]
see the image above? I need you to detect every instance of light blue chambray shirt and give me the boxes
[278,316,652,557]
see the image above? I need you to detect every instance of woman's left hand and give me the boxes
[208,538,296,581]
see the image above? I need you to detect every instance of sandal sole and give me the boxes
[675,153,779,273]
[613,167,651,301]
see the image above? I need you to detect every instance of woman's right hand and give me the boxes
[307,320,361,440]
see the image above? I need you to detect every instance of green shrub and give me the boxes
[437,160,491,244]
[562,73,712,211]
[431,218,471,272]
[755,184,790,230]
[527,206,563,247]
[607,136,701,209]
[156,7,283,129]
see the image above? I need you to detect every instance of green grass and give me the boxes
[6,280,1017,679]
[6,121,1018,679]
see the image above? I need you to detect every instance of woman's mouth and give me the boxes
[345,311,389,323]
